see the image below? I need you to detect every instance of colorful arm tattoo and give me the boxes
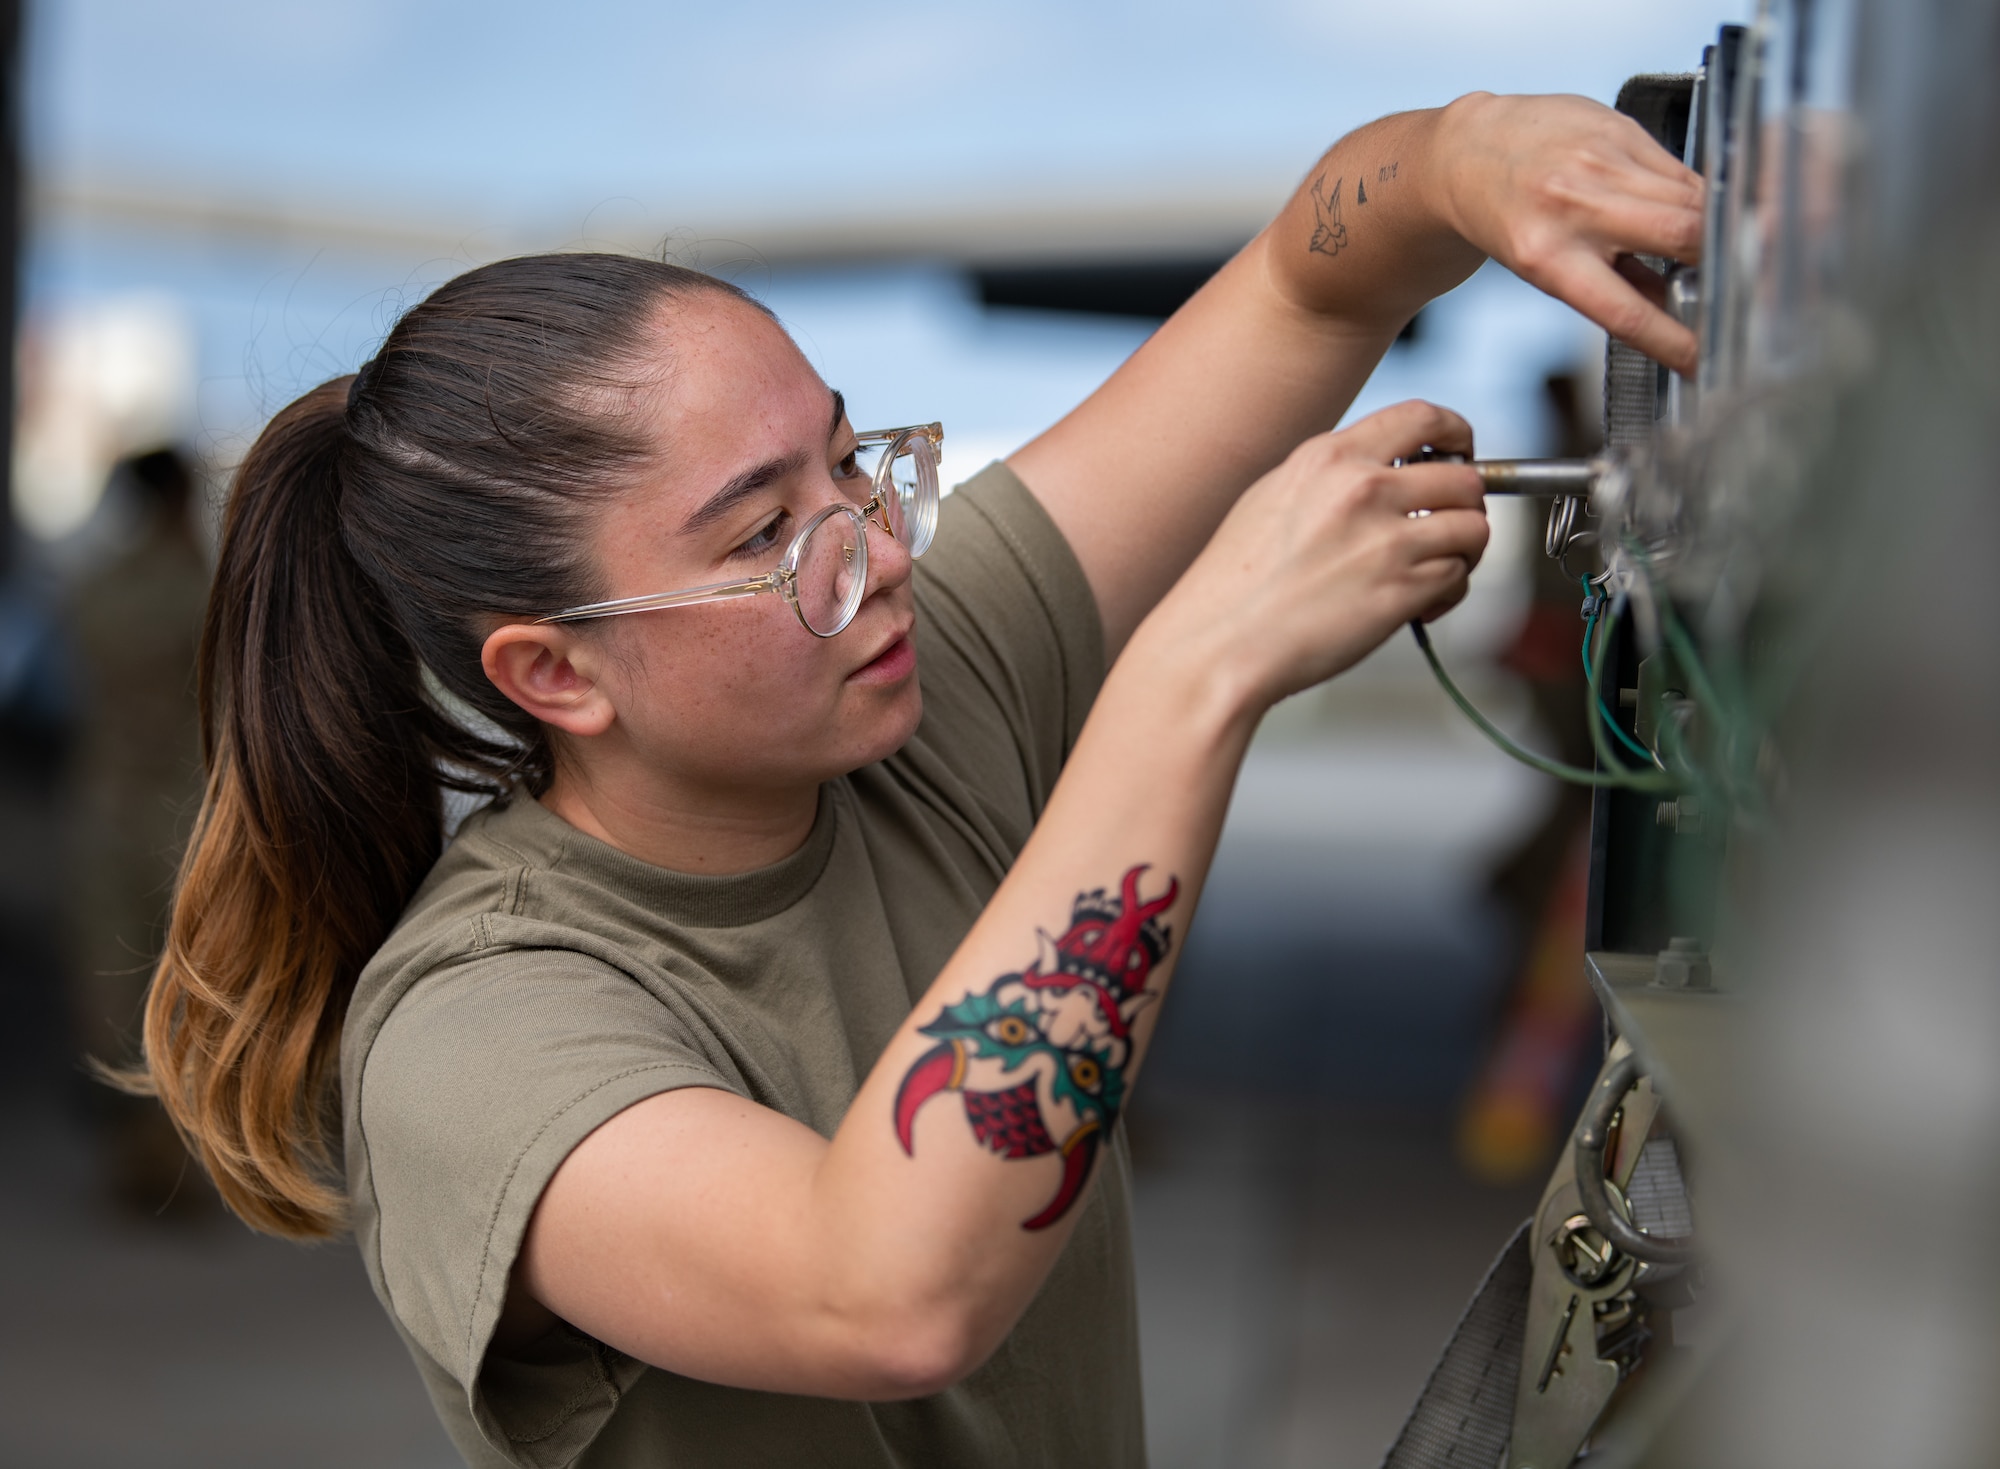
[892,865,1180,1231]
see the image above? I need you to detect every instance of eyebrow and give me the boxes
[678,388,851,537]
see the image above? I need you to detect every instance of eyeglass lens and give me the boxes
[794,510,867,636]
[861,435,940,560]
[791,433,940,636]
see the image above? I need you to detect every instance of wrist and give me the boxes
[1266,104,1484,330]
[1417,93,1489,241]
[1109,598,1269,758]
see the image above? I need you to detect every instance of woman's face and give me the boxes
[576,292,924,792]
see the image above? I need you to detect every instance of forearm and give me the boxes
[1017,91,1701,660]
[1012,108,1483,654]
[516,404,1493,1399]
[807,621,1256,1384]
[802,401,1493,1382]
[1261,104,1484,331]
[512,630,1266,1401]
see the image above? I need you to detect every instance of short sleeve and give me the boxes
[350,938,736,1468]
[906,462,1106,815]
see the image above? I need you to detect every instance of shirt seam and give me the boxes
[969,493,1065,644]
[478,818,540,870]
[347,939,679,1353]
[960,481,1103,742]
[463,1061,726,1380]
[497,1331,621,1446]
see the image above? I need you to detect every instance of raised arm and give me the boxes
[1010,92,1704,654]
[506,402,1490,1398]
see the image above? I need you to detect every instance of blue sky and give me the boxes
[20,0,1742,548]
[31,1,1738,230]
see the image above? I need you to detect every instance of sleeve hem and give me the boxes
[461,1061,737,1465]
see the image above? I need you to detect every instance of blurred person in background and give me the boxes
[67,446,211,1212]
[0,529,71,757]
[137,94,1698,1466]
[0,500,76,1112]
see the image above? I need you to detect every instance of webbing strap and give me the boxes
[1378,1219,1533,1469]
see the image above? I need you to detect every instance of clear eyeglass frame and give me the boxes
[536,423,944,639]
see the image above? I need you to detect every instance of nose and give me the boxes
[861,513,913,600]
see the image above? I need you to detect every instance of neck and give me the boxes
[539,760,820,876]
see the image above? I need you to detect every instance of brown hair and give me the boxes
[140,254,752,1237]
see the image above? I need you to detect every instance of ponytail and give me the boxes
[136,253,751,1237]
[144,382,456,1234]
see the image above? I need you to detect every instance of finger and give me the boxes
[1608,110,1706,190]
[1659,165,1707,217]
[1416,575,1472,623]
[1621,156,1706,210]
[1333,400,1475,464]
[1543,182,1703,265]
[1601,196,1705,265]
[1384,463,1486,516]
[1542,253,1698,375]
[1623,145,1705,200]
[1405,553,1474,623]
[1537,161,1704,263]
[1579,155,1706,211]
[1614,254,1670,310]
[1398,506,1491,564]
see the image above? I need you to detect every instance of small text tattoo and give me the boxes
[1378,162,1399,182]
[893,866,1180,1230]
[1308,174,1348,258]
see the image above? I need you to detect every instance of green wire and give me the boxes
[1656,603,1731,737]
[1582,580,1658,765]
[1581,598,1648,779]
[1656,598,1764,814]
[1408,619,1680,791]
[1613,542,1734,721]
[1615,538,1766,814]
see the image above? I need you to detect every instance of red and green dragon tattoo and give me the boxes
[893,864,1179,1230]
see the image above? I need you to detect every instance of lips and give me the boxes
[849,632,916,685]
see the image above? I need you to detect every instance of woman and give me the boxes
[147,93,1699,1466]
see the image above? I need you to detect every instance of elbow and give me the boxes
[844,1305,994,1400]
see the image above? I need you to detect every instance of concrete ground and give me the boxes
[0,1101,462,1469]
[1129,1095,1537,1469]
[0,706,1556,1467]
[0,1095,1537,1469]
[1128,712,1549,1469]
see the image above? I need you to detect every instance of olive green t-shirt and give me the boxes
[341,464,1145,1469]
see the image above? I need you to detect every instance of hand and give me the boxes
[1428,92,1705,373]
[1148,400,1489,710]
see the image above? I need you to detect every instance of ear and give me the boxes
[481,623,617,738]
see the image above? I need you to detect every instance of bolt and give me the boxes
[1654,936,1711,990]
[1656,796,1704,835]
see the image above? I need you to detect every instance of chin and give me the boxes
[837,678,925,775]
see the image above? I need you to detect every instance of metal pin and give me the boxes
[1399,450,1606,498]
[1474,458,1606,498]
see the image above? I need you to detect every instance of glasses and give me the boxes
[537,423,943,638]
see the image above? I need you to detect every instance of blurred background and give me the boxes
[0,3,1734,1465]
